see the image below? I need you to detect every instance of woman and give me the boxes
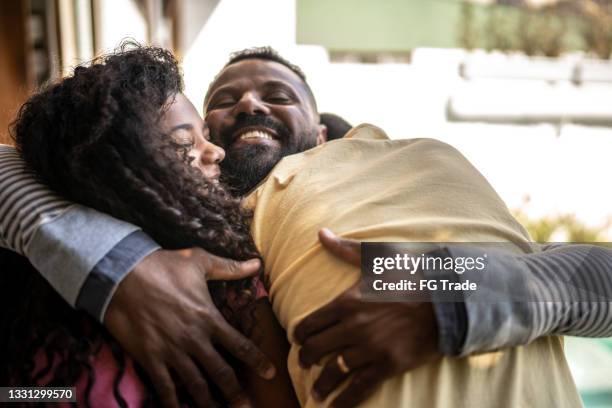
[2,44,298,407]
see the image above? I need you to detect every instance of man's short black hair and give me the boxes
[227,46,308,82]
[204,46,318,113]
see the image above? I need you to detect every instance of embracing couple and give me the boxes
[0,43,585,407]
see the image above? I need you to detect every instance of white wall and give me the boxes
[94,0,148,54]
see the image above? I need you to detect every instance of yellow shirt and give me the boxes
[247,124,581,408]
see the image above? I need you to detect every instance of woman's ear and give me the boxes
[316,124,327,145]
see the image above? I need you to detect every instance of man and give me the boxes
[203,47,327,195]
[1,46,611,407]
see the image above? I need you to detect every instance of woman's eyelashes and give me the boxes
[171,128,195,148]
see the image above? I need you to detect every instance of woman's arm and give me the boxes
[238,298,300,408]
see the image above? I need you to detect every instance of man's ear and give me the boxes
[316,124,327,145]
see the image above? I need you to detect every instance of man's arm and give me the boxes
[435,243,612,356]
[1,144,152,317]
[296,229,612,408]
[1,145,275,407]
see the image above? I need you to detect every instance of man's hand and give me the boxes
[104,248,276,408]
[293,229,440,408]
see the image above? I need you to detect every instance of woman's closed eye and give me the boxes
[170,127,195,148]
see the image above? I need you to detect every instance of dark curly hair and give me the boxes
[2,43,259,405]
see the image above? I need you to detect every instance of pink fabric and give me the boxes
[33,341,147,407]
[253,276,269,299]
[29,277,268,407]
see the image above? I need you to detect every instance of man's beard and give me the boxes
[214,114,318,195]
[220,133,317,196]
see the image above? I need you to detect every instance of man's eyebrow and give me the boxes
[263,80,294,89]
[169,124,193,133]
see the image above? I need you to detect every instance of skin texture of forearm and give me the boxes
[238,298,300,407]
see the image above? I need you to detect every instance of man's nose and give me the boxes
[234,92,270,116]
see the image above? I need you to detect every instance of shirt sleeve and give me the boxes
[0,144,159,321]
[425,243,612,356]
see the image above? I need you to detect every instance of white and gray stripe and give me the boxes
[0,144,150,315]
[448,243,612,356]
[0,145,71,254]
[524,245,612,340]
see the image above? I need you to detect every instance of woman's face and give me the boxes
[161,93,225,180]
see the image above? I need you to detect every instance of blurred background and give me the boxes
[1,0,611,405]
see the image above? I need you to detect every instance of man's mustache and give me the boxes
[220,114,291,147]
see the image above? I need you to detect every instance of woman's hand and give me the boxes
[104,248,276,408]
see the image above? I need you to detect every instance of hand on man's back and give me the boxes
[294,230,441,408]
[103,248,276,408]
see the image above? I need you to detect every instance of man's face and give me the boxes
[205,59,326,194]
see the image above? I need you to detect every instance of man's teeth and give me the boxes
[239,130,274,140]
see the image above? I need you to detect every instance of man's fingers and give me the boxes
[330,366,383,408]
[319,228,361,267]
[172,354,214,408]
[299,322,351,368]
[206,255,261,281]
[194,343,253,407]
[215,320,276,380]
[294,295,344,345]
[147,361,180,408]
[312,348,367,402]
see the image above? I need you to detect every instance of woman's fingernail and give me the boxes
[263,365,276,379]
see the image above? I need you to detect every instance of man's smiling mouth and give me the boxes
[232,126,279,145]
[239,130,274,141]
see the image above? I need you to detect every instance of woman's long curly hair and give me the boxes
[1,43,259,405]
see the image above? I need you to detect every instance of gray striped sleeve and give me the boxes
[522,245,612,340]
[440,243,612,356]
[0,145,72,253]
[0,144,147,308]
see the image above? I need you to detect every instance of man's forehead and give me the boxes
[210,58,306,93]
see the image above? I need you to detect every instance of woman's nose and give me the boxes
[201,140,225,165]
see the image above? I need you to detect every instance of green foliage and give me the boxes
[513,209,610,243]
[459,0,612,59]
